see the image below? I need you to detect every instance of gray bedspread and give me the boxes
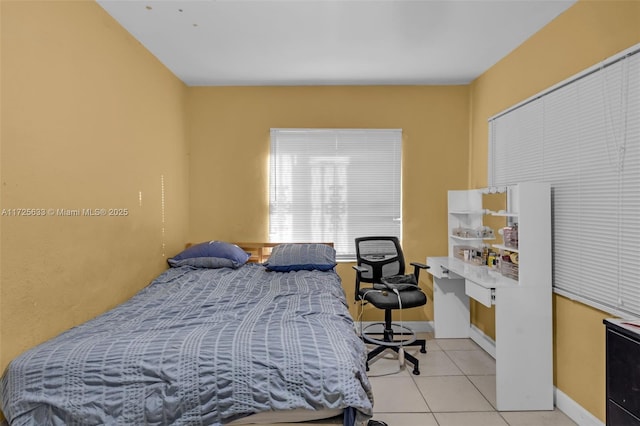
[0,264,373,425]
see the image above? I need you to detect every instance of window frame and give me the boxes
[269,128,403,261]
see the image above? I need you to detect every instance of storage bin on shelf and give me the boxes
[453,245,476,261]
[500,260,519,280]
[452,227,476,238]
[452,226,495,239]
[502,225,518,249]
[453,245,489,265]
[499,250,519,280]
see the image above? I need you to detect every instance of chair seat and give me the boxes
[359,283,427,310]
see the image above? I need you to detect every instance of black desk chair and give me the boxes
[353,236,429,375]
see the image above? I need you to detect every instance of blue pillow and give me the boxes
[168,241,250,269]
[264,243,336,272]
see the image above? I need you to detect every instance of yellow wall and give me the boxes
[186,85,470,320]
[469,0,640,421]
[0,0,189,373]
[2,0,639,423]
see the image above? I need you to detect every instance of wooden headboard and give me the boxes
[184,242,334,264]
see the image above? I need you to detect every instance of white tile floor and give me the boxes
[361,333,577,426]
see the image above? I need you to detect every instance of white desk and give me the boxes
[427,256,553,411]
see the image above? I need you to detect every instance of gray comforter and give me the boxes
[0,264,373,425]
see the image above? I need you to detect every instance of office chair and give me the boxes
[353,236,429,375]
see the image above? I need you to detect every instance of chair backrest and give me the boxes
[355,236,406,284]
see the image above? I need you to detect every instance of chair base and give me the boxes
[362,321,427,375]
[366,341,426,375]
[362,322,417,346]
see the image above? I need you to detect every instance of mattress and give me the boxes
[0,263,373,425]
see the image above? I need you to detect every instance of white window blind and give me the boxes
[269,128,402,261]
[489,44,640,317]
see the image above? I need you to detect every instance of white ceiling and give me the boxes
[97,0,576,86]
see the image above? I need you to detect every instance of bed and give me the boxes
[0,242,373,425]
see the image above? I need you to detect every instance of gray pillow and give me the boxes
[168,241,250,269]
[264,243,336,272]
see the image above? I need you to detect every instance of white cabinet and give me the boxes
[428,182,553,411]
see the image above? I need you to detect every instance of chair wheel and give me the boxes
[412,368,420,375]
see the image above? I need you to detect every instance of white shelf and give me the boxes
[491,211,519,218]
[450,235,495,241]
[449,210,487,215]
[492,244,519,253]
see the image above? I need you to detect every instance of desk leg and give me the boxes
[433,276,470,338]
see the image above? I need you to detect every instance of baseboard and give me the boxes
[469,324,496,358]
[554,388,604,426]
[469,326,604,426]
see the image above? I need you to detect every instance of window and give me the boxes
[269,128,402,261]
[489,43,640,317]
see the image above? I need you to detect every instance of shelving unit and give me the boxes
[428,182,552,411]
[447,189,483,257]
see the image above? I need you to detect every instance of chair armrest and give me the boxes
[410,262,429,270]
[352,265,370,301]
[410,262,429,281]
